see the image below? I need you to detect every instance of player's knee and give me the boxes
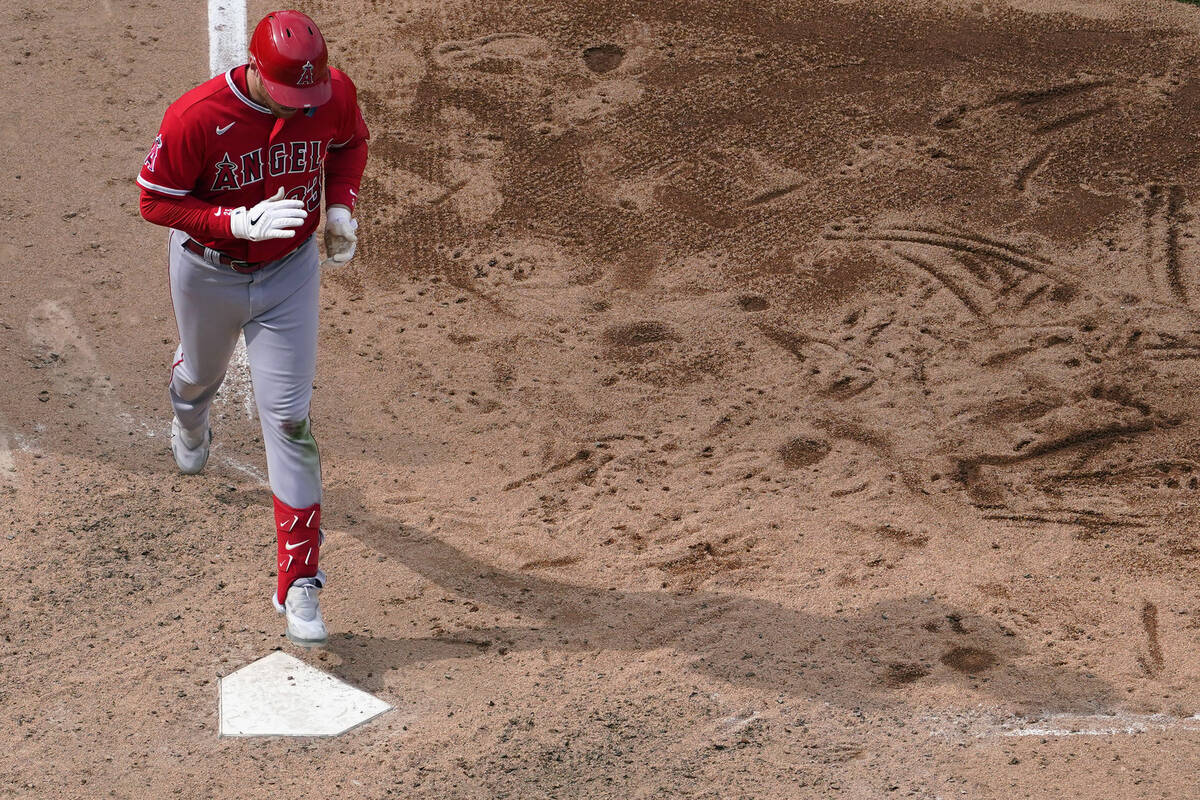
[279,419,320,472]
[280,418,316,445]
[171,363,229,395]
[170,376,221,403]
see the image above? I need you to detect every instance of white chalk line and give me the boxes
[207,0,256,424]
[209,0,247,79]
[216,449,268,484]
[925,709,1200,739]
[0,425,16,490]
[25,300,267,485]
[194,4,260,471]
[215,338,257,421]
[27,300,144,433]
[997,711,1200,738]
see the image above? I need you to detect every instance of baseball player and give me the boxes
[137,10,369,647]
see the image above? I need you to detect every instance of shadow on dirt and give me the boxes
[325,488,1113,715]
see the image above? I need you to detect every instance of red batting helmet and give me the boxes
[249,10,332,108]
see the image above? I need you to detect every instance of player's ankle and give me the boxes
[179,425,207,449]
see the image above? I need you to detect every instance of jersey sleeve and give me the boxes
[323,72,370,212]
[137,105,206,198]
[139,189,234,239]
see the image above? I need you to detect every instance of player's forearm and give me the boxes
[324,139,367,211]
[139,190,233,239]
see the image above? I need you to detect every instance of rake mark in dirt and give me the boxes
[756,324,845,362]
[825,227,1077,287]
[1013,145,1053,192]
[995,79,1112,108]
[952,252,995,286]
[1138,601,1166,676]
[746,183,802,207]
[1018,282,1050,309]
[1032,104,1113,135]
[1143,184,1164,277]
[981,345,1036,367]
[981,512,1150,530]
[933,79,1111,130]
[887,248,989,320]
[1165,185,1188,307]
[503,448,597,491]
[905,225,1052,264]
[957,420,1158,495]
[520,556,582,570]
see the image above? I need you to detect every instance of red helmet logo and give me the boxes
[249,10,331,108]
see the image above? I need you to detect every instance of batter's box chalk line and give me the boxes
[213,338,257,421]
[218,651,391,737]
[924,708,1200,738]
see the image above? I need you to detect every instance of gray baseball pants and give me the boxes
[166,228,322,509]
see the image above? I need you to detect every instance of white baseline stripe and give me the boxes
[925,709,1200,739]
[0,426,15,489]
[209,0,247,78]
[137,176,190,196]
[209,0,257,423]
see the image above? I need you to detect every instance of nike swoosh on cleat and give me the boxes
[216,122,235,135]
[283,539,310,551]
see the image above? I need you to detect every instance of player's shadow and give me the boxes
[324,489,1115,714]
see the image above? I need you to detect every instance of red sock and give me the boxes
[273,496,321,606]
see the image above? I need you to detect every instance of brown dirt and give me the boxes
[4,0,1200,797]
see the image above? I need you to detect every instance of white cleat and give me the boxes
[273,580,328,648]
[170,416,211,475]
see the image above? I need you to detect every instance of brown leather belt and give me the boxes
[181,238,261,273]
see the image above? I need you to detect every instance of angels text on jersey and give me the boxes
[211,141,328,210]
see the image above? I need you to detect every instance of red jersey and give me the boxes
[138,65,369,264]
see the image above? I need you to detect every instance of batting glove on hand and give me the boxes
[323,205,358,265]
[229,188,307,242]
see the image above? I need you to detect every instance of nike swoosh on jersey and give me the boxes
[216,122,235,135]
[283,539,311,551]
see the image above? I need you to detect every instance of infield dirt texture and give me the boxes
[4,0,1200,797]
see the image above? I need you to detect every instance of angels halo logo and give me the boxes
[297,61,314,86]
[144,134,163,172]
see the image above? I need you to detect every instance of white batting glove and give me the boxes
[229,188,307,242]
[323,205,358,265]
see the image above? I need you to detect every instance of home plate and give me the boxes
[219,651,391,737]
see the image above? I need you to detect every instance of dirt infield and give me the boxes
[5,0,1200,796]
